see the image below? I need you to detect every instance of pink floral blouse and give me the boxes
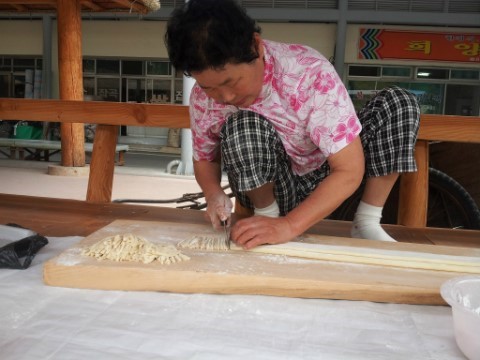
[189,39,361,176]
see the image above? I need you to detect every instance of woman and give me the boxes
[165,0,420,249]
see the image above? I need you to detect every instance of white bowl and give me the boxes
[441,276,480,360]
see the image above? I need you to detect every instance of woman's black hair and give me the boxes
[165,0,262,76]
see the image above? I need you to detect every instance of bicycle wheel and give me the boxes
[427,168,480,229]
[328,167,480,230]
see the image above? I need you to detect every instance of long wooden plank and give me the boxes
[43,220,480,305]
[0,98,190,128]
[0,194,207,237]
[2,193,480,246]
[418,114,480,143]
[2,99,479,142]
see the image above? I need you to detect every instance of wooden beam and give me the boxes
[86,124,118,203]
[4,0,57,10]
[57,0,85,167]
[418,114,480,143]
[4,100,480,142]
[0,98,190,128]
[111,0,147,14]
[81,0,104,11]
[5,0,56,3]
[12,4,29,11]
[397,140,429,227]
[0,0,159,12]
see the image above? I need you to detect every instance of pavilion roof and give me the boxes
[0,0,161,14]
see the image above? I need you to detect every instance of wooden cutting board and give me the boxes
[43,219,480,305]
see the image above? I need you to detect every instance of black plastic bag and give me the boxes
[0,234,49,270]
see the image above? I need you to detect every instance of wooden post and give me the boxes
[397,140,429,227]
[86,125,118,202]
[57,0,85,167]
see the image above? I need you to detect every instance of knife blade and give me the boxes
[221,220,230,250]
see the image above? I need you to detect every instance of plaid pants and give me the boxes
[219,86,420,215]
[358,86,420,177]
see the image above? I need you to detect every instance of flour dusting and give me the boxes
[55,247,84,266]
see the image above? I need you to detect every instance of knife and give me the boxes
[221,220,231,250]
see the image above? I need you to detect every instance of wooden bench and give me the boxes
[0,98,479,230]
[0,138,129,165]
[0,138,16,159]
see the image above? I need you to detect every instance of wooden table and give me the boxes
[1,193,479,249]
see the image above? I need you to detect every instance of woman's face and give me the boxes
[191,35,265,108]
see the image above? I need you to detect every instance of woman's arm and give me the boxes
[194,158,223,199]
[232,136,365,249]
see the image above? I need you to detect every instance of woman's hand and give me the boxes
[206,192,233,230]
[231,216,296,249]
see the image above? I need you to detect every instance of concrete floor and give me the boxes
[0,151,228,209]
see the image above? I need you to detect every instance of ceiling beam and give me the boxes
[5,0,56,4]
[110,0,148,14]
[0,6,479,27]
[80,1,104,12]
[11,4,29,11]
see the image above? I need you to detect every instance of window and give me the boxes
[0,57,12,71]
[0,56,42,98]
[348,65,380,77]
[0,75,10,97]
[123,60,144,76]
[146,61,171,76]
[147,79,172,103]
[382,67,411,77]
[124,78,146,103]
[13,58,36,72]
[451,69,479,80]
[445,84,480,116]
[347,64,480,115]
[96,60,120,75]
[83,77,95,98]
[348,80,445,114]
[97,78,120,101]
[83,59,95,74]
[416,68,448,80]
[79,58,177,103]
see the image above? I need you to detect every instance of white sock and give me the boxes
[254,200,280,218]
[351,201,396,242]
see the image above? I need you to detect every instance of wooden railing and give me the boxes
[399,114,479,227]
[1,98,479,228]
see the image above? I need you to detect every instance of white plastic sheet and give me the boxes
[0,236,467,360]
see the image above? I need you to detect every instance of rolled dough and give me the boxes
[178,235,230,251]
[178,235,480,274]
